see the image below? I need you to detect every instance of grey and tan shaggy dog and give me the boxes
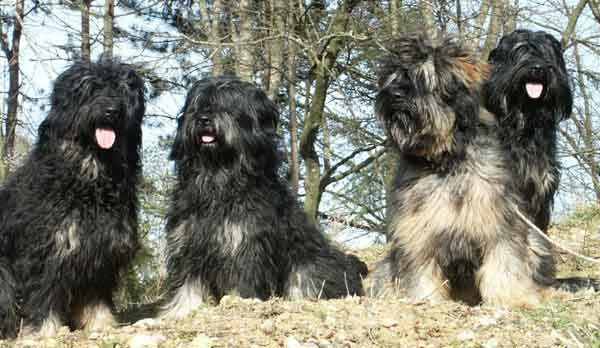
[160,76,367,319]
[0,59,145,338]
[371,35,554,307]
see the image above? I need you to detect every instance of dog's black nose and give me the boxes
[530,65,544,78]
[105,107,120,118]
[199,116,212,127]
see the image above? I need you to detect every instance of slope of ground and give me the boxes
[1,206,599,348]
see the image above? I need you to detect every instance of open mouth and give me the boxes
[95,128,116,149]
[198,130,217,145]
[525,81,544,99]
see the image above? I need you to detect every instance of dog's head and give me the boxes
[484,29,572,126]
[39,59,145,159]
[170,76,280,175]
[376,34,489,159]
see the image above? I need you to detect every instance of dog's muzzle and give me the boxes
[523,65,547,100]
[197,116,217,145]
[94,107,121,150]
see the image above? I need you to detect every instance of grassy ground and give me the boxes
[1,207,599,348]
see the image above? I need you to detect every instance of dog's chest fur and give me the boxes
[170,180,285,257]
[507,121,559,207]
[390,136,514,258]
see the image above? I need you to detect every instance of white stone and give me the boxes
[190,334,214,348]
[285,336,302,348]
[127,334,166,348]
[457,330,475,341]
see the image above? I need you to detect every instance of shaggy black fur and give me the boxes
[483,29,572,232]
[161,77,366,319]
[483,30,600,292]
[371,34,555,307]
[0,59,145,337]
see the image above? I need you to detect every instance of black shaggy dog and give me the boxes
[160,76,367,319]
[0,59,145,338]
[483,29,572,232]
[371,35,554,307]
[483,30,599,292]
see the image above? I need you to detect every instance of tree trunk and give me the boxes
[420,0,437,39]
[203,0,224,76]
[301,67,328,223]
[481,0,503,59]
[472,0,491,47]
[81,0,92,62]
[299,0,360,223]
[267,0,284,101]
[456,0,463,40]
[1,0,24,179]
[572,43,600,200]
[390,0,401,36]
[561,0,588,47]
[287,3,300,195]
[237,0,254,81]
[104,0,114,59]
[504,0,518,34]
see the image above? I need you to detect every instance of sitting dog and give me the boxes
[161,76,367,319]
[371,34,554,307]
[0,59,145,337]
[483,29,573,232]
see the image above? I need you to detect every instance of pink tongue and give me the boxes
[95,128,116,149]
[201,135,215,143]
[526,83,544,99]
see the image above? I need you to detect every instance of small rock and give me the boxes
[127,334,166,348]
[382,318,399,328]
[260,319,275,334]
[457,330,475,341]
[493,309,509,319]
[317,340,333,348]
[18,340,39,346]
[219,295,237,306]
[190,334,214,348]
[133,318,160,328]
[89,331,100,339]
[240,297,262,304]
[58,326,71,336]
[483,338,498,348]
[324,316,336,327]
[477,315,497,327]
[41,339,60,348]
[285,336,302,348]
[303,343,319,348]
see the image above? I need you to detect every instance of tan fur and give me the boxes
[22,311,63,337]
[454,57,491,87]
[55,220,80,258]
[160,278,209,320]
[286,269,327,300]
[407,261,449,302]
[72,302,116,331]
[477,241,541,308]
[390,146,506,259]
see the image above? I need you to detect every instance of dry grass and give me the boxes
[1,207,599,348]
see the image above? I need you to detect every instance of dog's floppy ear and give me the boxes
[487,48,499,63]
[259,100,279,131]
[169,115,187,161]
[560,88,573,121]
